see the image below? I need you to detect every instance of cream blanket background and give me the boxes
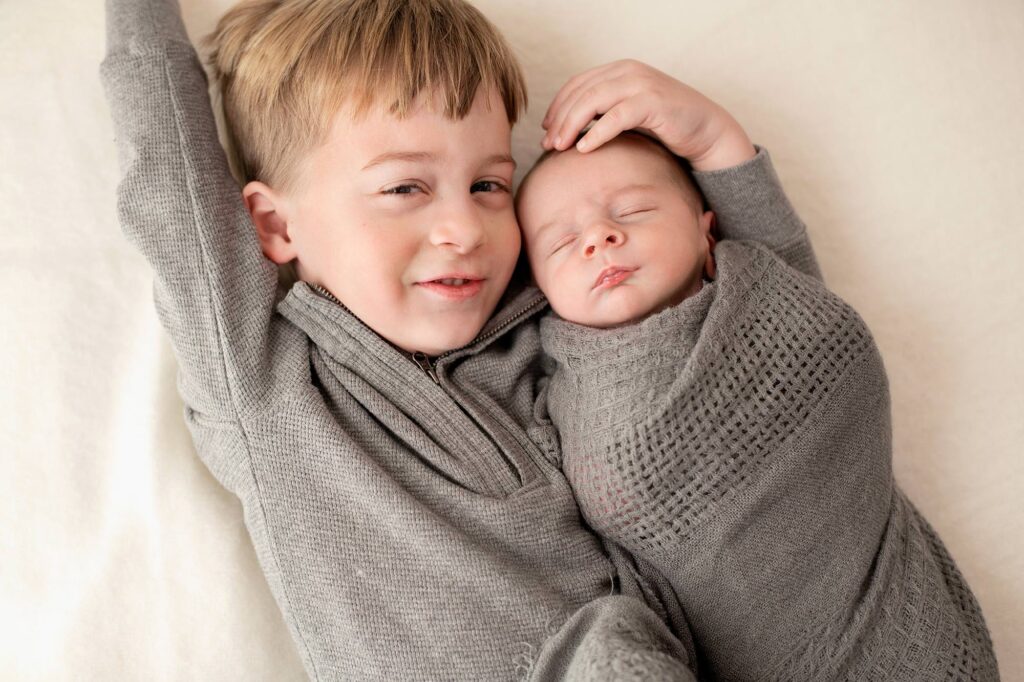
[2,0,1021,679]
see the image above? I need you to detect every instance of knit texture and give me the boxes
[541,240,998,680]
[99,0,704,679]
[529,596,696,681]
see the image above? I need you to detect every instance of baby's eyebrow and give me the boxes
[532,220,564,242]
[608,183,656,198]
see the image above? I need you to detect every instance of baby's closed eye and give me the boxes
[615,205,655,219]
[550,234,577,256]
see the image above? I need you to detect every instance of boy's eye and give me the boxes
[382,183,424,196]
[471,180,510,193]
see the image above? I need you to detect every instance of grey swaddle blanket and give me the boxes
[541,239,998,680]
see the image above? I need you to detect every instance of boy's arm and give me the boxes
[540,60,822,279]
[100,0,279,420]
[692,145,822,280]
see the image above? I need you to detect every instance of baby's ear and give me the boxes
[702,209,717,238]
[702,210,717,280]
[243,181,298,265]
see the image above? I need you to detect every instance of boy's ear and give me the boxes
[243,181,299,265]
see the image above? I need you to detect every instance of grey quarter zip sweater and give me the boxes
[540,152,999,680]
[99,0,703,679]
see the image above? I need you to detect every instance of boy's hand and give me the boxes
[541,59,756,172]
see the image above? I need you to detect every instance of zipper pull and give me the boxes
[412,351,440,384]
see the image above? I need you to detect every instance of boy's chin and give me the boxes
[395,319,487,358]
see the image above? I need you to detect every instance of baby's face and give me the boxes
[517,135,715,328]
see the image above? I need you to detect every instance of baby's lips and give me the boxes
[593,265,637,289]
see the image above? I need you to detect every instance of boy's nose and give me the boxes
[582,223,626,258]
[430,202,485,254]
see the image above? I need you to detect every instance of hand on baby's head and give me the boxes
[540,60,756,172]
[516,133,716,329]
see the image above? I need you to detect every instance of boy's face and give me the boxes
[517,135,715,328]
[281,89,520,356]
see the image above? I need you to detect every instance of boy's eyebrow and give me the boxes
[362,151,436,170]
[491,154,517,170]
[362,152,516,171]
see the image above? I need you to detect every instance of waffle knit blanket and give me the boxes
[541,239,998,680]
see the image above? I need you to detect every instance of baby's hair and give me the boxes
[516,130,708,216]
[203,0,527,190]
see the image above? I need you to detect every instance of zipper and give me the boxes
[411,351,439,384]
[471,296,548,348]
[410,296,548,382]
[309,281,548,493]
[312,283,342,306]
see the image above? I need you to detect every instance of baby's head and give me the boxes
[516,133,717,328]
[205,0,527,356]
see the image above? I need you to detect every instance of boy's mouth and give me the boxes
[416,274,486,301]
[593,266,637,290]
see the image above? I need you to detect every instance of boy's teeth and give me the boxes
[438,278,467,286]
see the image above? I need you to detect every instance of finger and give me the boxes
[542,64,611,130]
[575,101,647,153]
[543,76,615,149]
[549,92,618,151]
[542,60,637,130]
[551,76,641,151]
[544,65,649,148]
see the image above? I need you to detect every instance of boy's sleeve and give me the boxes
[692,146,823,281]
[100,0,279,421]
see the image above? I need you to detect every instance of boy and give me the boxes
[101,0,704,679]
[516,61,998,679]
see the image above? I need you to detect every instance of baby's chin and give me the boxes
[551,294,655,329]
[552,279,706,329]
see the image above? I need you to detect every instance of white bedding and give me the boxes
[2,0,1021,678]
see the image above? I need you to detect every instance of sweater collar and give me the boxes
[276,280,548,371]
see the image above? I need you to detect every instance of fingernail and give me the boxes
[576,137,588,151]
[553,136,561,148]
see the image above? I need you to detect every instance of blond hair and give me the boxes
[204,0,528,190]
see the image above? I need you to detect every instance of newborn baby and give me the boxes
[515,131,996,679]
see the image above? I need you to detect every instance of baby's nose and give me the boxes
[583,226,624,257]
